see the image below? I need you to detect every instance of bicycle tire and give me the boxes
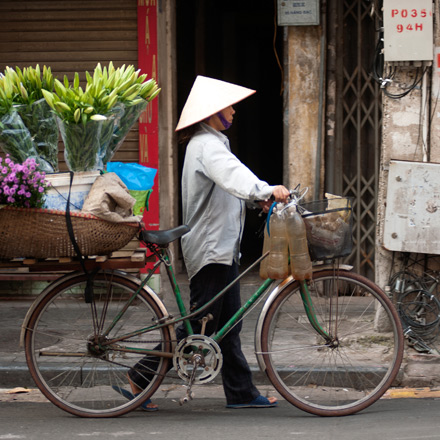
[398,288,440,330]
[260,269,404,416]
[24,271,172,418]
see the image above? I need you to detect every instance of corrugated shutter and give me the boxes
[0,0,139,170]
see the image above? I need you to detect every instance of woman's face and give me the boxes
[220,106,235,127]
[207,105,235,131]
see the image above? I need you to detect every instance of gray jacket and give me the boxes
[181,123,274,279]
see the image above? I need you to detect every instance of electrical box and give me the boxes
[383,160,440,254]
[383,0,433,62]
[277,0,320,26]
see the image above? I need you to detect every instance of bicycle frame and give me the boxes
[100,246,334,356]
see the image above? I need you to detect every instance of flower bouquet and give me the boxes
[0,66,58,172]
[0,155,50,208]
[42,62,161,171]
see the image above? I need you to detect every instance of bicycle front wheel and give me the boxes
[260,269,404,416]
[24,271,172,417]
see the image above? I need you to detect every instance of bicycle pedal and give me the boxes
[179,392,194,406]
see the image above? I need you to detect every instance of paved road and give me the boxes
[2,385,440,440]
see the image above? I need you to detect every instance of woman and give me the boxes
[176,76,289,408]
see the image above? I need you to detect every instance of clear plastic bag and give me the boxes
[102,100,148,165]
[16,98,59,172]
[0,110,40,166]
[58,117,104,171]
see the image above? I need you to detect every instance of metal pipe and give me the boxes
[314,0,327,200]
[421,67,430,162]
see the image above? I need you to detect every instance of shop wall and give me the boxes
[0,0,140,169]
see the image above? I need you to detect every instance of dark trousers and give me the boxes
[129,263,259,405]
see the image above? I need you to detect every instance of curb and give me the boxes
[0,361,269,389]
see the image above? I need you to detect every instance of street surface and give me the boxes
[2,385,440,440]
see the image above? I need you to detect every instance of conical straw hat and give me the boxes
[175,76,256,131]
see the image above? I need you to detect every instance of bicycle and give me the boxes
[389,261,440,354]
[21,193,404,418]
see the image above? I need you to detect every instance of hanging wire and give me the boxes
[369,5,428,100]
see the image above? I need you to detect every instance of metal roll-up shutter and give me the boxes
[0,0,139,170]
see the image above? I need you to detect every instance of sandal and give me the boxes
[112,386,158,412]
[226,395,278,409]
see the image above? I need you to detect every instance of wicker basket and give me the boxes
[300,197,353,261]
[0,206,140,260]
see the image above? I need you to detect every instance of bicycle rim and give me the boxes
[261,270,404,416]
[24,271,172,417]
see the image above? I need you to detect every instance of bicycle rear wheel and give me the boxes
[24,271,172,417]
[260,269,404,416]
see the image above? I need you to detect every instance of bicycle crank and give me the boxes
[173,335,223,386]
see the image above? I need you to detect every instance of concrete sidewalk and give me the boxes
[0,271,270,388]
[1,270,440,390]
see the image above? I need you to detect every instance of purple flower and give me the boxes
[0,156,49,208]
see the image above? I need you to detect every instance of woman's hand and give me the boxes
[257,185,290,213]
[272,185,290,203]
[258,200,273,213]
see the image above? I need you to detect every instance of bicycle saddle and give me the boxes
[141,225,190,245]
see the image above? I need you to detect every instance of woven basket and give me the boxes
[0,207,140,260]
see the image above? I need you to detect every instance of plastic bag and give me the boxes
[102,100,148,165]
[58,117,105,172]
[16,98,59,172]
[106,162,157,215]
[0,110,39,165]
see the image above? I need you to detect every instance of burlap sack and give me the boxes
[81,172,143,223]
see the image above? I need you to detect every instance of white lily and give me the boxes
[90,114,107,121]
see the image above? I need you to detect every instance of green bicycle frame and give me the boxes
[102,249,331,354]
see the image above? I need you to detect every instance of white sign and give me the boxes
[277,0,320,26]
[383,0,433,62]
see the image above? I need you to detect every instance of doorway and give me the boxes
[327,0,382,279]
[176,0,284,268]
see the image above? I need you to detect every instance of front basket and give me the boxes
[299,197,353,261]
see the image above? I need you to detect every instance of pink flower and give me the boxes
[0,156,49,208]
